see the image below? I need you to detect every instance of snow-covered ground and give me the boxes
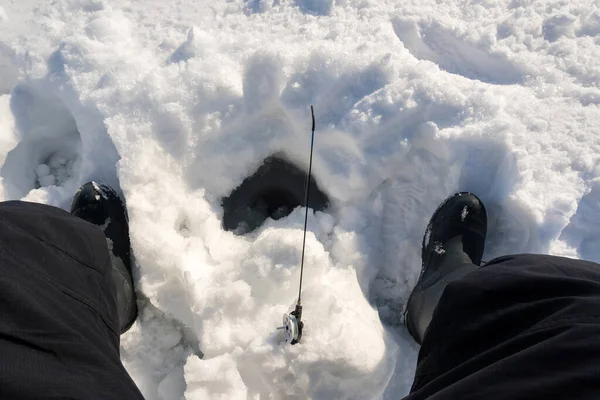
[1,0,600,398]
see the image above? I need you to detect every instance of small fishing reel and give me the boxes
[280,304,304,345]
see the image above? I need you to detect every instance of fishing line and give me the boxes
[279,105,316,345]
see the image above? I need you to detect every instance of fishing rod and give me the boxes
[279,105,316,345]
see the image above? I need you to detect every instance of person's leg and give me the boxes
[0,190,143,398]
[71,182,138,334]
[404,192,600,399]
[405,254,600,399]
[405,192,487,343]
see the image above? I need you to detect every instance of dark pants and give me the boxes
[0,201,143,399]
[2,201,600,399]
[405,254,600,399]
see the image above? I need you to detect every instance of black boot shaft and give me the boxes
[71,182,137,334]
[406,192,487,344]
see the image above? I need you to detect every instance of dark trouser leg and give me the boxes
[0,201,143,399]
[404,254,600,400]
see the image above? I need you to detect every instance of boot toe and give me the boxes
[426,193,486,239]
[71,182,102,211]
[433,193,484,224]
[423,192,487,265]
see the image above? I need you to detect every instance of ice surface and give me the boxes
[1,0,600,398]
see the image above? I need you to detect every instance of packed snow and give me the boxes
[1,0,600,398]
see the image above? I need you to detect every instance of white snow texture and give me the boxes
[1,0,600,399]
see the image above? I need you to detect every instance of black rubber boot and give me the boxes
[405,192,487,344]
[71,182,137,334]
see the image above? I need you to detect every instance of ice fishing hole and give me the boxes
[221,155,330,234]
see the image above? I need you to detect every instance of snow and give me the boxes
[434,242,446,256]
[0,7,7,23]
[423,225,432,247]
[461,205,469,221]
[1,0,600,398]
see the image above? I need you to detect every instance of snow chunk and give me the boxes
[35,164,51,178]
[461,206,468,222]
[169,26,205,64]
[184,353,247,400]
[92,181,103,200]
[434,242,445,255]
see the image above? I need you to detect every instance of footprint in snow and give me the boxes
[392,19,524,85]
[0,83,83,200]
